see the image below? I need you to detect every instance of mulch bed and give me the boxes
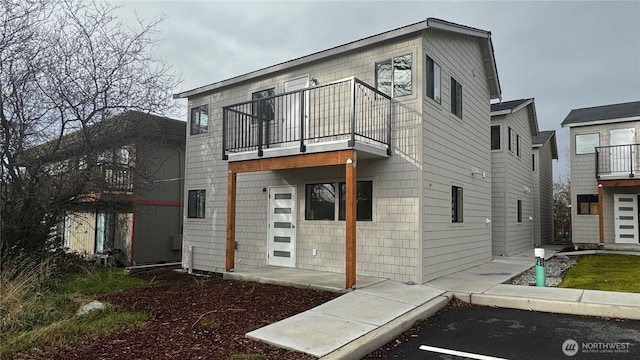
[15,268,339,360]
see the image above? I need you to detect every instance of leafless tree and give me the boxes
[1,0,181,258]
[553,178,572,243]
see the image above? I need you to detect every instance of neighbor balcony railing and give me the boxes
[222,77,391,159]
[595,144,640,179]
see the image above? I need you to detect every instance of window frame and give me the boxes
[252,88,276,123]
[187,189,206,219]
[450,77,462,118]
[338,181,373,221]
[577,194,599,215]
[517,200,523,223]
[532,153,536,172]
[305,183,336,220]
[426,55,441,104]
[516,134,521,157]
[491,125,501,150]
[451,186,463,223]
[575,133,600,155]
[375,54,412,98]
[190,105,209,135]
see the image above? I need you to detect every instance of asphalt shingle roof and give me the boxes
[490,99,531,112]
[561,101,640,126]
[532,130,554,146]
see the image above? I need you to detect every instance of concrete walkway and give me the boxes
[229,248,640,359]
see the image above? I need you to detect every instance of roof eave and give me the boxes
[561,115,640,128]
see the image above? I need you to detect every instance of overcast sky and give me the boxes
[113,0,640,182]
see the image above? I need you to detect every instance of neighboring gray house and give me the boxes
[561,101,640,247]
[28,111,186,265]
[490,99,538,256]
[532,130,558,245]
[175,18,502,288]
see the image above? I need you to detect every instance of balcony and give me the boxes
[596,144,640,179]
[222,77,391,161]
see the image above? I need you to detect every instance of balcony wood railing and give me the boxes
[222,77,391,159]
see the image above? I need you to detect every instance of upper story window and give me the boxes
[491,125,500,150]
[532,153,536,172]
[375,54,412,97]
[252,88,275,123]
[190,105,208,135]
[426,56,441,104]
[508,127,515,152]
[451,77,462,118]
[516,134,521,157]
[451,186,463,223]
[575,133,600,154]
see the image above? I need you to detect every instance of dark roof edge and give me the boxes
[174,18,500,100]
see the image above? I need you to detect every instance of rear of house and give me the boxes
[561,101,640,247]
[532,130,558,245]
[176,18,501,287]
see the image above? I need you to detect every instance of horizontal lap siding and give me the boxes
[183,35,423,282]
[422,30,492,282]
[491,124,507,255]
[537,143,554,244]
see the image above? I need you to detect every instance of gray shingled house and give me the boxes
[28,111,186,265]
[490,99,557,256]
[561,101,640,247]
[175,18,504,288]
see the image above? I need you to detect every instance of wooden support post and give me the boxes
[226,171,237,271]
[598,184,604,244]
[345,153,357,289]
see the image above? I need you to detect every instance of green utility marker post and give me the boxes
[535,248,545,287]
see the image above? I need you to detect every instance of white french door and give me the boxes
[613,194,639,244]
[267,186,297,267]
[609,128,636,175]
[283,76,309,144]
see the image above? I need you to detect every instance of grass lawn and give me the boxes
[1,266,149,357]
[558,254,640,293]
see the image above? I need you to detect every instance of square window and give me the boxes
[305,183,335,220]
[187,190,206,218]
[491,125,501,150]
[426,56,441,104]
[252,88,275,123]
[451,78,462,118]
[339,181,373,221]
[190,105,208,135]
[376,54,412,97]
[575,133,600,154]
[451,186,463,223]
[577,194,599,215]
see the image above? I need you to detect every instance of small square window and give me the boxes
[190,105,208,135]
[577,194,599,215]
[426,56,441,104]
[451,78,462,118]
[452,186,463,223]
[375,54,412,97]
[305,183,335,220]
[339,181,373,221]
[187,190,206,218]
[575,133,600,154]
[491,125,501,150]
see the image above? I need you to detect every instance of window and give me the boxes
[339,181,373,221]
[305,183,335,220]
[577,194,599,215]
[532,153,536,172]
[252,88,275,123]
[516,134,521,157]
[190,105,208,135]
[491,125,501,150]
[187,190,206,218]
[451,78,462,118]
[517,200,523,222]
[426,56,441,104]
[375,54,412,97]
[508,127,515,152]
[575,133,600,154]
[451,186,463,223]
